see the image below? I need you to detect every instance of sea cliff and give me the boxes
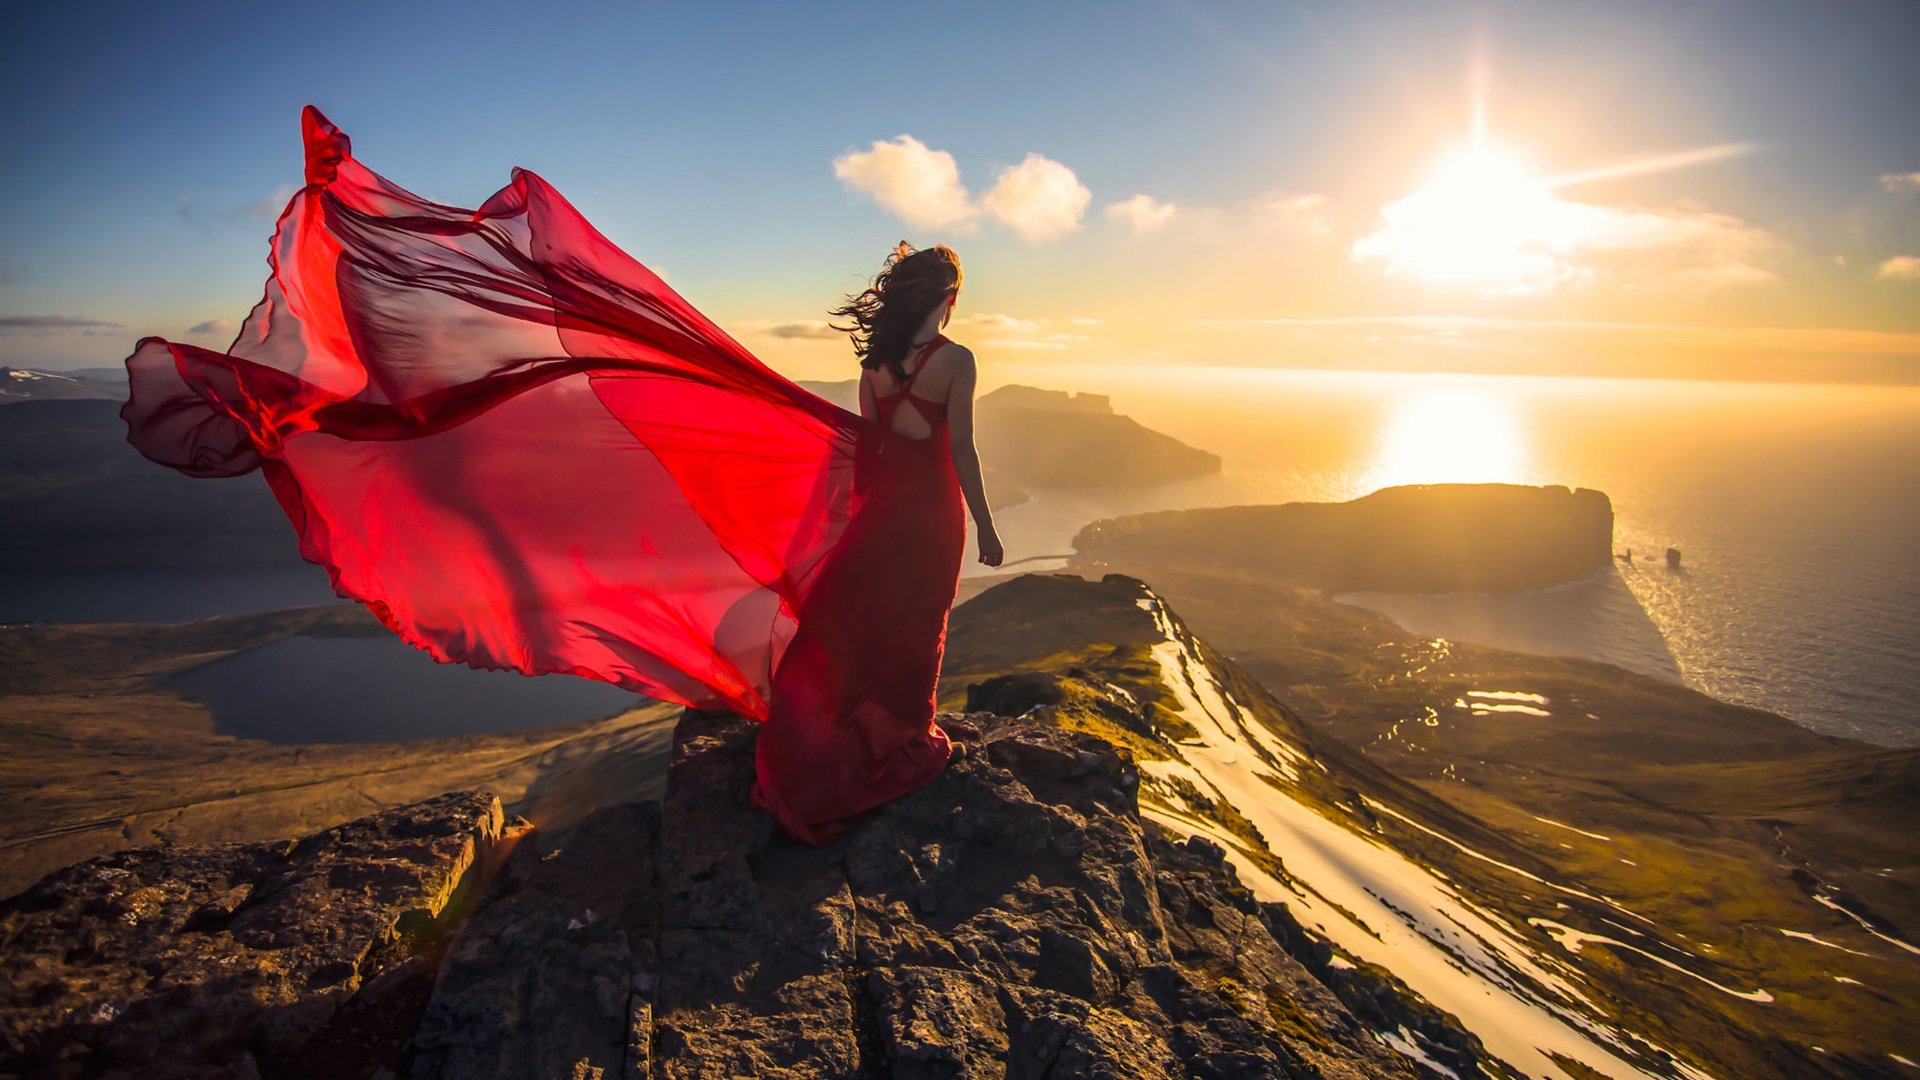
[1071,484,1613,594]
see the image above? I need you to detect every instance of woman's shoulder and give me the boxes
[930,337,975,370]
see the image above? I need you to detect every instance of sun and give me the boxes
[1351,144,1577,294]
[1365,386,1530,490]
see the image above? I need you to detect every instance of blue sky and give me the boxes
[4,0,1917,380]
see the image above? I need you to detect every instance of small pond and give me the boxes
[164,634,641,744]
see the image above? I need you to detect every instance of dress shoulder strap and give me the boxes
[899,335,946,393]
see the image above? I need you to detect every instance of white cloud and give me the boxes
[179,185,298,233]
[1352,151,1776,296]
[980,154,1091,243]
[833,136,976,231]
[1877,256,1920,281]
[1105,194,1177,232]
[960,313,1047,334]
[955,313,1091,350]
[1070,317,1104,326]
[834,139,1097,245]
[982,334,1090,350]
[186,318,236,336]
[1260,191,1333,237]
[764,320,842,339]
[1879,172,1920,193]
[237,185,297,220]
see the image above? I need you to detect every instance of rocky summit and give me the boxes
[0,707,1419,1079]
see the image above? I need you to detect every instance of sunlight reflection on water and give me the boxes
[1363,386,1533,490]
[985,363,1920,746]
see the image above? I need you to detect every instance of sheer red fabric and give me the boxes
[122,107,955,843]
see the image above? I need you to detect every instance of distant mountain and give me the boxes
[0,381,1223,568]
[0,398,301,565]
[1073,484,1613,594]
[63,366,130,385]
[0,366,126,404]
[799,379,1221,494]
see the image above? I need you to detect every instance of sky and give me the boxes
[3,0,1917,384]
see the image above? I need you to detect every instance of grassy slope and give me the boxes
[946,571,1919,1079]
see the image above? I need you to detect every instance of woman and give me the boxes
[121,108,998,844]
[750,245,1004,840]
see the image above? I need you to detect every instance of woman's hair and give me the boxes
[829,242,962,378]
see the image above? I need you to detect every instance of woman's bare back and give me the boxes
[863,340,962,440]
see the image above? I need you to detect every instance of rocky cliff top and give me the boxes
[0,709,1419,1080]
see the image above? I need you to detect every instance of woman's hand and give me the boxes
[977,526,1004,568]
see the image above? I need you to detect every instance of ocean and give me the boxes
[983,365,1920,748]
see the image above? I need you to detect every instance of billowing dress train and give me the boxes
[122,107,957,843]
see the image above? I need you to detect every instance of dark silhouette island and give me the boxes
[1073,483,1613,594]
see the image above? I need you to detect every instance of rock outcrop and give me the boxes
[2,711,1416,1079]
[0,792,514,1078]
[795,380,1222,493]
[426,709,1414,1079]
[1071,483,1613,594]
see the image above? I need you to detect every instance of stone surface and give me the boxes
[0,791,507,1079]
[0,710,1423,1079]
[419,709,1412,1080]
[405,802,659,1080]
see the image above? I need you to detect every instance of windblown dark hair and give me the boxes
[829,242,962,379]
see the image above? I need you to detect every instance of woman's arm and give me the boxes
[858,370,877,423]
[943,347,1003,567]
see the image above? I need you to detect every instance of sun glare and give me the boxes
[1365,387,1529,490]
[1352,146,1574,294]
[1353,133,1759,297]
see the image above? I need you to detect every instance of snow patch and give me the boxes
[1778,928,1872,957]
[1378,1025,1462,1079]
[1131,588,1691,1080]
[1813,893,1920,955]
[1529,919,1772,1002]
[1530,813,1611,842]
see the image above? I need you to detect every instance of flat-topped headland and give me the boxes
[799,381,1222,493]
[1072,483,1613,594]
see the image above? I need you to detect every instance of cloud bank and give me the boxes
[0,315,120,330]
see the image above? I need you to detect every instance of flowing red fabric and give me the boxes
[122,107,956,843]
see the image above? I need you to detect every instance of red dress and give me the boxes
[121,107,956,844]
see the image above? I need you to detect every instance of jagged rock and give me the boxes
[404,802,658,1080]
[3,711,1424,1079]
[412,708,1420,1078]
[0,791,508,1079]
[414,709,1413,1079]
